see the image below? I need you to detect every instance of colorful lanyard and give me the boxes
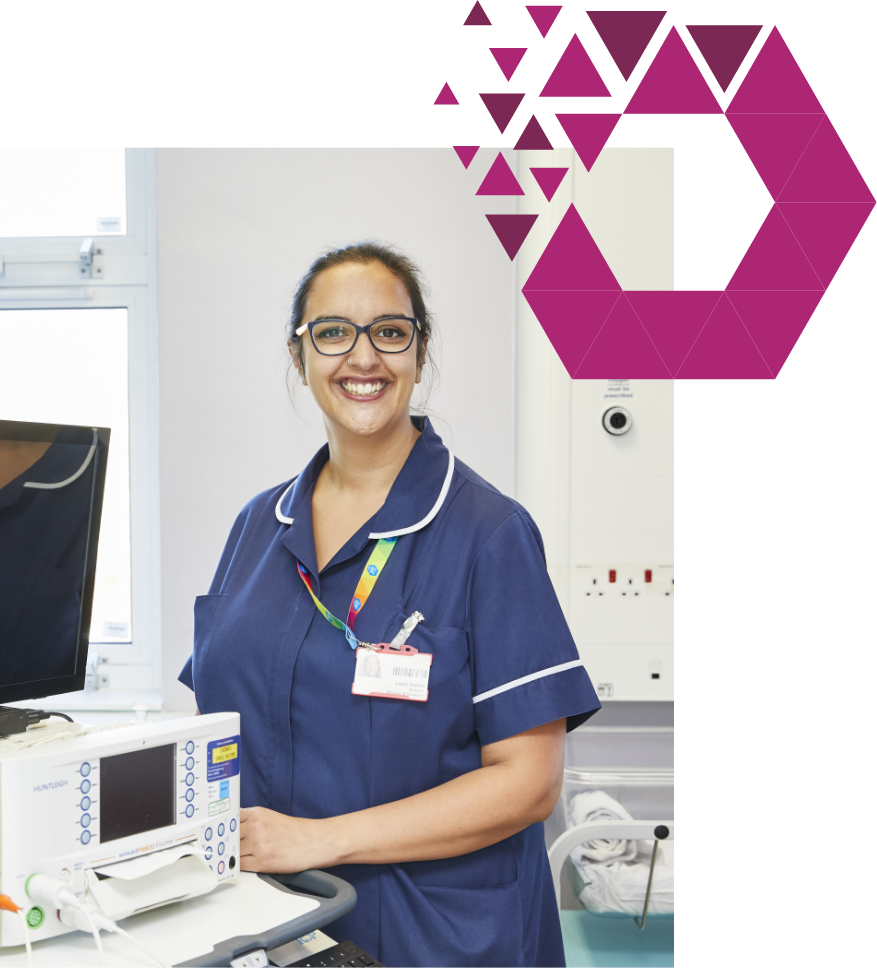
[296,537,397,649]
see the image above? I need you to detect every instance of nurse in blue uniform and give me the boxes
[179,243,601,967]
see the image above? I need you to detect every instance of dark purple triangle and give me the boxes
[453,146,479,169]
[490,47,527,81]
[687,25,761,91]
[587,10,666,80]
[485,214,539,260]
[435,83,459,106]
[480,92,526,132]
[530,167,569,201]
[514,115,553,150]
[526,5,562,38]
[464,2,491,26]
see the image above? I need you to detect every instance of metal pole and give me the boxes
[636,824,669,930]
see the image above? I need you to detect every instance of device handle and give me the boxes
[176,870,357,967]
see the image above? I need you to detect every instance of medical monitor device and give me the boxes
[0,419,110,705]
[0,712,241,947]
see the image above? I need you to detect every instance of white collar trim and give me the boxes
[274,449,455,538]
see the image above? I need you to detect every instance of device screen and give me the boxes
[99,743,176,843]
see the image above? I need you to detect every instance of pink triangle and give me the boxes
[625,291,724,377]
[540,34,610,97]
[486,214,539,260]
[687,25,761,92]
[727,28,822,113]
[480,92,526,132]
[464,2,491,26]
[575,293,674,378]
[435,83,458,106]
[625,27,722,114]
[556,113,621,171]
[676,293,773,378]
[778,203,874,288]
[527,5,562,38]
[726,113,824,200]
[727,206,824,291]
[490,47,527,81]
[453,146,479,169]
[726,290,824,375]
[530,167,569,202]
[587,10,666,81]
[514,115,553,150]
[522,290,622,376]
[522,204,621,291]
[777,118,876,204]
[476,152,525,195]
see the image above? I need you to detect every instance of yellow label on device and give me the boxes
[212,743,238,764]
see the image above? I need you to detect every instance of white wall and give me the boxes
[156,149,517,710]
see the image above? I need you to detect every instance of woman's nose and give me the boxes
[348,332,380,369]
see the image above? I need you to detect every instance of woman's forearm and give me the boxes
[240,719,566,873]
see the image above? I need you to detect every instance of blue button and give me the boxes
[80,830,91,845]
[80,797,91,811]
[80,779,91,794]
[218,841,225,856]
[80,763,91,777]
[217,823,225,837]
[218,860,225,874]
[185,788,195,802]
[186,741,195,755]
[185,773,195,787]
[186,757,195,771]
[204,827,213,841]
[204,846,213,860]
[186,804,194,818]
[81,814,91,828]
[230,818,237,833]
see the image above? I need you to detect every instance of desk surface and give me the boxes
[0,872,321,967]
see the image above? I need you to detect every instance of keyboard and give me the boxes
[284,939,384,968]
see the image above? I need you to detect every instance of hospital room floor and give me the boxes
[560,911,674,967]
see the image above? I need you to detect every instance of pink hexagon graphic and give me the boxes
[439,20,874,378]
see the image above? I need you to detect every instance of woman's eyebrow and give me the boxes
[308,313,409,323]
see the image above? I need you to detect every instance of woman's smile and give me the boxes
[337,378,390,399]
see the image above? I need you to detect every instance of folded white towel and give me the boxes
[574,842,674,917]
[567,789,637,863]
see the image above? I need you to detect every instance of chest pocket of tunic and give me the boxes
[401,623,469,688]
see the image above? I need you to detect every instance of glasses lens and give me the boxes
[311,320,357,353]
[369,318,414,352]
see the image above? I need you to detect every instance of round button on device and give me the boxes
[80,763,91,778]
[185,788,195,802]
[80,830,91,846]
[80,779,91,794]
[80,814,91,828]
[204,827,213,841]
[204,846,213,860]
[217,823,225,837]
[185,773,195,787]
[218,842,225,856]
[186,741,195,755]
[185,804,194,818]
[186,757,195,771]
[230,818,237,833]
[80,797,91,811]
[218,861,225,875]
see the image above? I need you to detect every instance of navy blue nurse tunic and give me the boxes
[180,417,601,968]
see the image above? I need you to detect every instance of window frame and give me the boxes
[0,149,161,703]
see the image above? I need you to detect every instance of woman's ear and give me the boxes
[289,340,308,386]
[415,336,428,385]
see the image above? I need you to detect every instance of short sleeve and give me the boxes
[177,502,252,691]
[468,511,601,745]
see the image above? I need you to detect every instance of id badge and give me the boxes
[352,645,433,702]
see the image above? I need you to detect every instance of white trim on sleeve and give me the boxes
[471,659,584,705]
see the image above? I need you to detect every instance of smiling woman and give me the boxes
[179,242,602,968]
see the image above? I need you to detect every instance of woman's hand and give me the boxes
[239,806,328,873]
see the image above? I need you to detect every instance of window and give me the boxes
[0,150,160,701]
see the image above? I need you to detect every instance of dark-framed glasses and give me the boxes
[294,316,421,356]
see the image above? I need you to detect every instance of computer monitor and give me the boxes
[0,420,110,703]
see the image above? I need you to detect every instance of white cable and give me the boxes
[15,910,33,968]
[110,924,170,968]
[78,905,106,968]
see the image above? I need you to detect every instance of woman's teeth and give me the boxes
[342,381,387,396]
